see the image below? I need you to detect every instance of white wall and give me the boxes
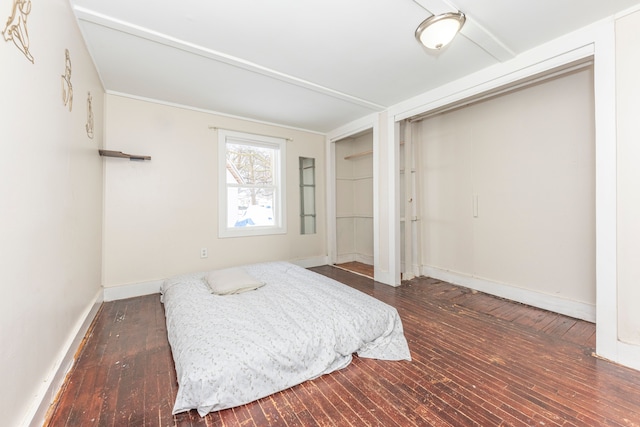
[0,1,104,425]
[616,9,640,346]
[417,67,596,309]
[103,94,327,288]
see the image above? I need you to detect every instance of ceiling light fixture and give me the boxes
[415,11,466,50]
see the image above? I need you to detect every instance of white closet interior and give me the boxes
[402,64,596,319]
[334,130,374,267]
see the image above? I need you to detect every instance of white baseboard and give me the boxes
[26,289,103,427]
[355,253,374,266]
[290,255,329,268]
[334,253,374,266]
[103,279,164,301]
[422,266,596,322]
[103,256,331,302]
[335,253,356,264]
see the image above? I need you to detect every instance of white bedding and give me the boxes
[161,261,411,416]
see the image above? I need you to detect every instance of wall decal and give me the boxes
[61,49,73,111]
[86,91,94,139]
[2,0,34,63]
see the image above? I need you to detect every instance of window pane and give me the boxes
[218,129,286,238]
[303,216,316,234]
[299,157,316,234]
[302,186,315,213]
[226,143,274,185]
[301,157,314,169]
[228,187,275,228]
[302,167,314,185]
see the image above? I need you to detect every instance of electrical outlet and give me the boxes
[200,247,208,258]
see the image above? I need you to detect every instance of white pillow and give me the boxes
[206,268,265,295]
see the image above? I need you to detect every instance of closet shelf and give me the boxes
[337,175,373,181]
[344,141,404,160]
[344,150,372,160]
[99,149,151,161]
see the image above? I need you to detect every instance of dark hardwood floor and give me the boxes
[44,266,640,426]
[334,261,374,279]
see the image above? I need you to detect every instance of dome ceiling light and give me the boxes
[415,11,466,50]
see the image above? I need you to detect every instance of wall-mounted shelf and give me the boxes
[99,150,151,161]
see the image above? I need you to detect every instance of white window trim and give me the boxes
[218,129,287,238]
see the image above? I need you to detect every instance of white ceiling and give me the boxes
[70,0,639,133]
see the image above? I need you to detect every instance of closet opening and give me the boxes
[333,129,374,278]
[400,58,596,323]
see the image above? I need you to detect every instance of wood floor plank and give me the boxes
[44,268,640,427]
[230,405,257,427]
[297,378,344,426]
[561,320,598,347]
[369,344,536,427]
[256,394,285,426]
[334,261,373,278]
[320,375,379,426]
[266,393,300,427]
[313,375,362,427]
[330,360,416,426]
[279,382,325,427]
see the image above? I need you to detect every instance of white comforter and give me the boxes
[161,261,411,416]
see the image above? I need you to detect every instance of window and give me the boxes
[299,157,316,234]
[218,129,286,238]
